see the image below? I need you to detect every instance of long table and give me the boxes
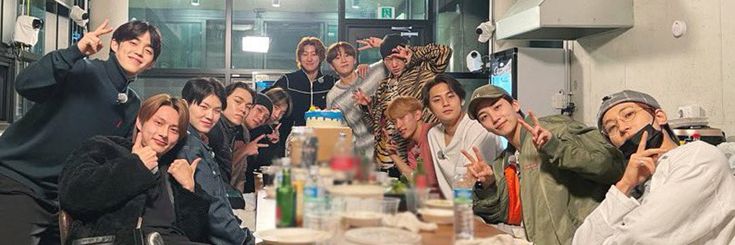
[253,190,506,244]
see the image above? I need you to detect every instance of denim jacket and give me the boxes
[178,126,247,245]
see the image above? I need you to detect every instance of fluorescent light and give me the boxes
[272,0,280,7]
[242,36,270,53]
[352,0,360,9]
[191,0,199,6]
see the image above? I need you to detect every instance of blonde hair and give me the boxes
[386,96,423,120]
[133,94,189,142]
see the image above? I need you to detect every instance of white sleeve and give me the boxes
[574,144,727,244]
[467,122,501,162]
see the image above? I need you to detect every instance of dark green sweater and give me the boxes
[0,47,140,208]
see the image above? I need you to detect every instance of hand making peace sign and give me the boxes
[77,19,114,56]
[518,111,552,150]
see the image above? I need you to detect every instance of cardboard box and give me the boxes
[288,126,353,165]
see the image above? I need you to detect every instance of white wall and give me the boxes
[491,0,734,137]
[89,0,128,60]
[570,0,734,136]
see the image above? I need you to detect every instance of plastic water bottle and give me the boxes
[302,165,324,228]
[453,164,474,242]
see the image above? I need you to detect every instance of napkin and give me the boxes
[381,212,438,233]
[455,234,532,245]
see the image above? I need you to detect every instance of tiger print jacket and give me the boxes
[363,43,452,172]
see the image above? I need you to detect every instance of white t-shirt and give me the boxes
[427,114,503,198]
[573,141,735,244]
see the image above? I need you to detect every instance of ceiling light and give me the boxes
[272,0,280,7]
[242,36,270,53]
[191,0,200,6]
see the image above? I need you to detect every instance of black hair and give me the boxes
[111,20,163,61]
[181,77,226,109]
[225,82,256,100]
[265,87,292,117]
[421,73,466,108]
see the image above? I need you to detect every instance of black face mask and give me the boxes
[618,124,665,160]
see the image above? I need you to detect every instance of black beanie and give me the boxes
[380,34,409,59]
[254,93,273,115]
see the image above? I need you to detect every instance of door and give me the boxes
[339,0,434,64]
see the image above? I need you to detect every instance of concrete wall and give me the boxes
[492,0,734,137]
[571,0,734,136]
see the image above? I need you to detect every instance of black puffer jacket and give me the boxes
[59,136,212,244]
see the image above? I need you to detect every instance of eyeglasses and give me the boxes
[603,106,652,136]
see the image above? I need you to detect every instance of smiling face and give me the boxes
[245,104,270,129]
[329,47,356,78]
[137,105,181,155]
[475,98,522,138]
[223,88,253,125]
[188,94,223,134]
[270,102,288,123]
[111,31,155,76]
[299,45,321,74]
[601,102,666,148]
[427,83,462,125]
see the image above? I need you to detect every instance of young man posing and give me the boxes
[0,20,162,243]
[59,94,210,244]
[466,84,624,245]
[177,78,253,244]
[422,74,502,199]
[385,96,438,193]
[270,37,337,164]
[573,90,735,244]
[208,82,255,184]
[326,41,386,159]
[232,93,273,193]
[355,35,452,176]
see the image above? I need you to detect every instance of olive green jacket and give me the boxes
[474,115,624,245]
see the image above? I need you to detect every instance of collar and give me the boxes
[187,125,211,147]
[300,69,325,83]
[105,54,137,92]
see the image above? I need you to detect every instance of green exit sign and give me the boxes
[378,6,395,19]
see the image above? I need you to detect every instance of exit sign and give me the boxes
[378,6,395,19]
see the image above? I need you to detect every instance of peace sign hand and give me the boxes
[353,88,371,106]
[518,111,552,150]
[357,37,383,51]
[461,146,495,186]
[391,46,412,64]
[266,123,282,144]
[77,19,113,56]
[244,135,269,156]
[615,131,667,196]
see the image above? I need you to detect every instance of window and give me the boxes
[346,0,427,20]
[129,0,225,69]
[231,1,338,70]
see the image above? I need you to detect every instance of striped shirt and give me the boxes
[327,61,386,159]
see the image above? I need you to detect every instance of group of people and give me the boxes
[0,18,734,245]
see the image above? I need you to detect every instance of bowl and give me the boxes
[342,211,384,227]
[424,199,453,210]
[418,208,454,224]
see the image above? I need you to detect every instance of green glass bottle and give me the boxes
[276,166,295,227]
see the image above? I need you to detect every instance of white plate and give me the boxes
[425,199,453,209]
[254,228,332,245]
[327,184,384,199]
[342,211,384,227]
[344,227,421,245]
